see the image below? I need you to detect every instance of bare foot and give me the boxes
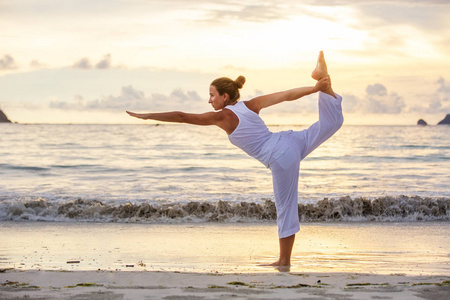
[268,260,290,267]
[265,260,291,272]
[311,51,328,81]
[259,261,291,272]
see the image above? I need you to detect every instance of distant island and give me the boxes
[417,119,427,126]
[0,108,12,123]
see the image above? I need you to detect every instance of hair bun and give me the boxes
[234,75,246,89]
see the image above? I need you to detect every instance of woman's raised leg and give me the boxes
[311,51,335,98]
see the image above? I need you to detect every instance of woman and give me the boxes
[127,52,343,267]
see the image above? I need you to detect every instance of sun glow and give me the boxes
[122,4,367,71]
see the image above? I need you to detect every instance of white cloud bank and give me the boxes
[73,54,112,70]
[409,77,450,114]
[0,55,17,70]
[49,86,204,112]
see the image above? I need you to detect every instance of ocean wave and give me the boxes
[0,163,51,172]
[1,196,449,223]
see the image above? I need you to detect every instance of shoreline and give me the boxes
[2,221,449,298]
[1,269,449,300]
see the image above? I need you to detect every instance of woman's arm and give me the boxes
[126,110,238,134]
[245,77,330,114]
[126,110,224,125]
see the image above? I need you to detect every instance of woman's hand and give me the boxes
[313,76,331,93]
[126,111,148,119]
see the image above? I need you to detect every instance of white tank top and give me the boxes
[225,101,281,168]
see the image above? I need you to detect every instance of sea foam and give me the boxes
[2,195,448,223]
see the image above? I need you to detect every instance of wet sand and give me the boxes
[1,221,449,299]
[1,221,449,274]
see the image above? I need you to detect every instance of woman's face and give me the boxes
[209,85,228,111]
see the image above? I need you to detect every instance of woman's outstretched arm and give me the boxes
[126,110,224,125]
[126,110,238,134]
[245,77,330,114]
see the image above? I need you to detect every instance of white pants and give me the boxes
[268,92,343,238]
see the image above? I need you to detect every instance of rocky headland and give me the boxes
[437,114,450,125]
[0,109,12,123]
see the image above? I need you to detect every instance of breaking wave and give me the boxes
[1,195,449,223]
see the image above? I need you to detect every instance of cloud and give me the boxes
[366,83,387,96]
[0,55,17,70]
[311,0,447,5]
[95,54,112,69]
[317,0,450,42]
[50,82,409,116]
[73,54,112,69]
[410,77,450,114]
[344,83,406,114]
[355,2,449,32]
[88,86,147,110]
[221,5,286,22]
[198,2,290,24]
[30,60,47,68]
[436,77,450,98]
[49,86,204,112]
[366,90,405,114]
[49,95,85,110]
[73,58,92,69]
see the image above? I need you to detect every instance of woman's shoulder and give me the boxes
[242,99,260,114]
[217,108,239,135]
[225,100,259,115]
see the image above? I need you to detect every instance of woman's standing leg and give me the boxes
[267,136,302,267]
[273,234,295,267]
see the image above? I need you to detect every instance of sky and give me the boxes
[1,0,449,125]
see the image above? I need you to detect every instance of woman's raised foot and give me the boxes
[311,51,328,81]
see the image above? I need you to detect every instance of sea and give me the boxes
[0,123,449,223]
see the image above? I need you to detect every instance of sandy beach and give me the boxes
[1,221,449,299]
[1,269,450,299]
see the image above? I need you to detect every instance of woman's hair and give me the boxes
[211,75,246,105]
